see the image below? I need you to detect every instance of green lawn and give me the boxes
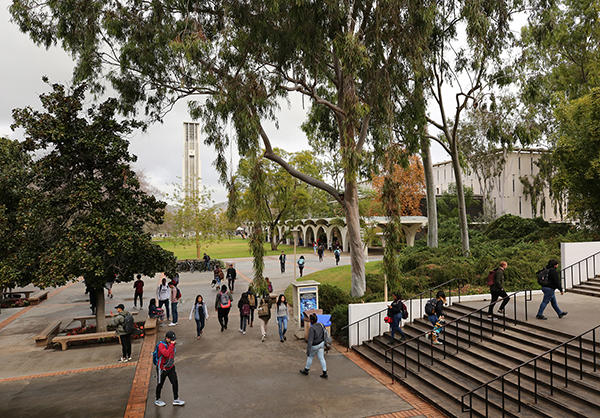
[298,261,382,293]
[156,238,313,260]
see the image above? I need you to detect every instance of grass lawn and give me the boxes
[298,261,382,293]
[156,238,313,260]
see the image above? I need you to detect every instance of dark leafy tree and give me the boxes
[11,81,176,331]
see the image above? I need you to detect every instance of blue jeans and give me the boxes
[391,312,406,339]
[428,314,438,326]
[195,317,205,336]
[537,287,563,317]
[171,302,178,323]
[277,316,288,340]
[305,341,327,371]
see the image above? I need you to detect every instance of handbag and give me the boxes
[321,323,332,350]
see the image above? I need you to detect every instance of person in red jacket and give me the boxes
[155,331,185,407]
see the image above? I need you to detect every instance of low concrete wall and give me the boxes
[561,241,600,289]
[347,290,543,347]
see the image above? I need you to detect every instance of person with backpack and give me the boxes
[154,331,185,407]
[133,274,144,309]
[298,255,306,277]
[111,304,134,362]
[247,286,258,327]
[265,277,273,294]
[536,259,568,320]
[215,284,233,332]
[238,292,251,335]
[188,295,208,339]
[276,294,289,342]
[317,245,324,262]
[257,293,273,342]
[279,251,286,273]
[168,281,181,326]
[387,292,407,342]
[203,253,211,271]
[156,278,171,321]
[487,261,510,318]
[334,248,341,266]
[425,291,446,345]
[226,263,237,292]
[299,313,328,378]
[214,265,224,288]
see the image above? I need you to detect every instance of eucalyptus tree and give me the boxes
[11,0,431,296]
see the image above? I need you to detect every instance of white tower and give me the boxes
[183,122,202,198]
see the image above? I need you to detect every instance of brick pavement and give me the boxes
[124,331,157,418]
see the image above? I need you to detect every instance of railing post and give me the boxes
[404,343,408,378]
[391,347,394,384]
[517,368,521,412]
[417,338,421,372]
[378,311,381,337]
[501,376,505,418]
[525,290,528,321]
[564,344,568,388]
[594,329,597,373]
[368,316,371,341]
[513,294,517,325]
[480,310,483,341]
[571,265,574,289]
[458,281,461,303]
[579,336,583,380]
[550,351,554,395]
[534,359,538,403]
[430,334,434,365]
[485,385,489,418]
[469,394,473,418]
[468,315,471,347]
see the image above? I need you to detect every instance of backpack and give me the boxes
[175,287,181,299]
[241,303,251,316]
[152,341,168,365]
[123,313,135,334]
[298,258,305,266]
[248,293,256,307]
[220,292,231,309]
[267,282,273,293]
[537,268,551,287]
[401,302,408,320]
[258,301,270,317]
[487,268,497,286]
[424,298,437,316]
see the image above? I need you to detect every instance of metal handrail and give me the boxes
[384,289,533,381]
[560,249,600,290]
[341,277,467,349]
[460,323,600,417]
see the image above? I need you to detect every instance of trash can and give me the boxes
[303,309,323,340]
[316,314,332,338]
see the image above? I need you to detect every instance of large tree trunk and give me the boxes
[270,225,279,251]
[451,145,470,255]
[96,290,107,332]
[421,135,438,248]
[344,179,366,297]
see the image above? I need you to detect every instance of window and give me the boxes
[518,157,521,172]
[512,177,515,194]
[519,197,522,215]
[436,187,440,194]
[530,157,533,173]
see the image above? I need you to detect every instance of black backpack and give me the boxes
[537,268,551,287]
[424,298,436,316]
[123,313,135,334]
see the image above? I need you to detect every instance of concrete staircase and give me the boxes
[569,277,600,298]
[352,302,600,417]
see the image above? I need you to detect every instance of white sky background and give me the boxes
[0,5,480,204]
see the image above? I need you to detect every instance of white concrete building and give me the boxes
[182,122,201,198]
[433,149,566,222]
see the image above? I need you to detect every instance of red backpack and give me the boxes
[486,269,497,286]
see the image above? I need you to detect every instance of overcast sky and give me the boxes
[0,4,449,203]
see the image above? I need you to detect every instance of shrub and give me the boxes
[330,303,348,345]
[365,273,384,294]
[485,215,545,242]
[318,283,350,314]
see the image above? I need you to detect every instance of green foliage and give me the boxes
[318,283,350,315]
[437,185,482,220]
[9,81,176,291]
[485,215,547,242]
[330,304,349,345]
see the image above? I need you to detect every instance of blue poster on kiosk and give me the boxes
[299,287,317,321]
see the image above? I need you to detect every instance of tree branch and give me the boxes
[356,113,371,152]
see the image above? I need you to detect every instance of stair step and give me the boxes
[573,283,600,292]
[569,288,600,298]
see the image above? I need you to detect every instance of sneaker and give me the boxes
[261,334,265,342]
[155,400,166,407]
[433,340,443,345]
[221,326,224,332]
[173,399,185,406]
[536,315,548,320]
[284,336,287,341]
[127,356,132,361]
[280,339,284,343]
[559,312,568,318]
[299,368,309,375]
[239,329,243,333]
[320,371,328,379]
[487,315,493,319]
[498,308,505,314]
[119,357,126,363]
[168,322,176,326]
[242,331,246,335]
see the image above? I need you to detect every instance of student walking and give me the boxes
[279,251,286,273]
[111,304,134,362]
[317,245,324,262]
[334,248,341,266]
[238,292,251,335]
[203,253,211,271]
[154,331,185,407]
[313,242,317,255]
[298,256,305,277]
[487,261,510,318]
[215,285,233,332]
[169,281,181,326]
[299,313,328,378]
[85,285,97,315]
[425,291,446,344]
[133,275,144,309]
[257,294,273,342]
[265,277,273,294]
[226,264,237,292]
[276,294,289,342]
[188,295,208,339]
[536,259,568,320]
[247,286,258,327]
[213,265,224,288]
[156,278,171,320]
[388,292,407,342]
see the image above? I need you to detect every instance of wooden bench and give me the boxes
[28,290,49,305]
[51,331,118,351]
[34,320,62,347]
[73,311,138,328]
[144,317,157,335]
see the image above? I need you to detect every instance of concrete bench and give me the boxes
[34,320,62,347]
[51,331,118,351]
[28,290,49,305]
[144,317,157,335]
[73,311,138,328]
